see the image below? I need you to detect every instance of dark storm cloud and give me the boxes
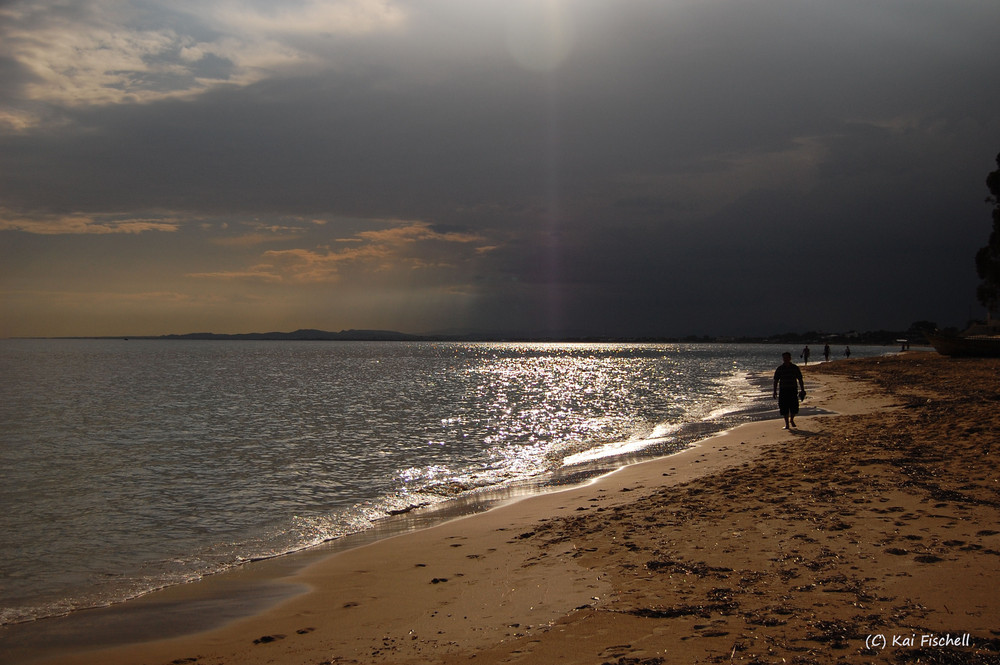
[1,0,999,337]
[5,2,991,207]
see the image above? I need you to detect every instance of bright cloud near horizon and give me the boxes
[1,0,998,338]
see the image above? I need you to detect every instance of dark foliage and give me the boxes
[975,152,1000,313]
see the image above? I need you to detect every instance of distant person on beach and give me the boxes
[823,343,831,362]
[773,352,806,429]
[845,346,851,358]
[801,345,811,365]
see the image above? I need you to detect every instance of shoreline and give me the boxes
[0,368,782,664]
[8,416,806,665]
[8,352,1000,664]
[0,357,782,652]
[1,340,830,634]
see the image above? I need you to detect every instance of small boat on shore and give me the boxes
[925,329,1000,358]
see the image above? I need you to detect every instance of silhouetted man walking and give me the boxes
[773,352,805,429]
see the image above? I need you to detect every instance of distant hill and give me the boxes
[158,329,423,341]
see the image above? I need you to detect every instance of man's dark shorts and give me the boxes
[778,389,799,416]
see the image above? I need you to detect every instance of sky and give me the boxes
[1,0,999,338]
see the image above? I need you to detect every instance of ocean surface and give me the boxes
[0,340,888,627]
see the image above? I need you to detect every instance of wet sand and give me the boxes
[16,351,1000,664]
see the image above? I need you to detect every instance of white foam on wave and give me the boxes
[559,431,677,466]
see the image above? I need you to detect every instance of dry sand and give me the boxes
[17,352,1000,664]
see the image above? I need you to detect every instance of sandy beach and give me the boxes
[12,351,1000,665]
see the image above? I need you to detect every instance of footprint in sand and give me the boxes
[914,554,944,563]
[253,634,286,644]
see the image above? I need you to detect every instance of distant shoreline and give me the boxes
[9,328,926,346]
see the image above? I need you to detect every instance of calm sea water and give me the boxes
[0,340,886,625]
